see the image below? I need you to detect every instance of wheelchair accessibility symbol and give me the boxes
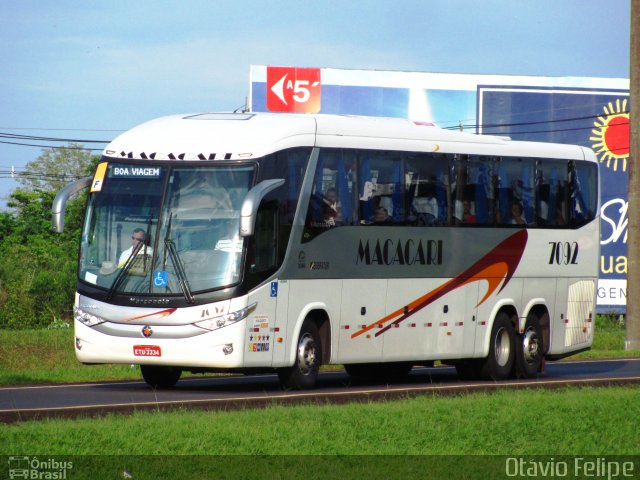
[154,271,169,288]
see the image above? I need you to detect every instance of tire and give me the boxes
[516,313,544,378]
[277,319,321,390]
[480,313,516,380]
[455,360,482,381]
[141,365,182,388]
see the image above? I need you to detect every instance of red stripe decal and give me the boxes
[126,308,177,322]
[352,230,528,339]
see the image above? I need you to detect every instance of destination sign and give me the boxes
[109,166,163,178]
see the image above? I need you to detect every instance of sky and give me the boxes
[0,0,631,209]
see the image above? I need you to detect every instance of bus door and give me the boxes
[549,277,567,353]
[339,279,387,364]
[382,279,478,361]
[270,279,290,367]
[244,280,278,367]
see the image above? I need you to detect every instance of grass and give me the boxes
[1,386,639,455]
[0,328,140,384]
[2,317,639,479]
[0,314,638,385]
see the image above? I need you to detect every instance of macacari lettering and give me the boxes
[356,239,443,265]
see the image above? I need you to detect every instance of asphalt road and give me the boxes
[1,358,639,423]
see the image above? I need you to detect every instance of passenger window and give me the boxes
[451,155,495,226]
[405,153,450,226]
[569,160,597,226]
[358,153,404,225]
[535,159,568,226]
[496,157,536,226]
[303,149,357,242]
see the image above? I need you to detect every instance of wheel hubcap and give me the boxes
[494,327,511,367]
[296,333,317,375]
[522,328,540,365]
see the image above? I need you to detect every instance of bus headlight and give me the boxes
[73,306,106,327]
[194,303,257,332]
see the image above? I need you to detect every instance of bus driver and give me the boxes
[118,228,153,268]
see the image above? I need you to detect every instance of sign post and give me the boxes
[627,0,640,349]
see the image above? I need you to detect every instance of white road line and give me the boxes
[0,358,637,392]
[1,375,639,415]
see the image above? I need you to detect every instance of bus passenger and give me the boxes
[511,202,526,225]
[462,200,476,224]
[372,206,391,224]
[323,188,342,222]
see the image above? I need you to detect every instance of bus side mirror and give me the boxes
[52,177,91,233]
[240,179,285,237]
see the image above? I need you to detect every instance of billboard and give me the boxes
[249,66,629,311]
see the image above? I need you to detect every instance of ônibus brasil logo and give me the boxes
[266,66,321,113]
[590,98,630,172]
[8,456,73,479]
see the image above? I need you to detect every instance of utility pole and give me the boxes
[627,0,640,350]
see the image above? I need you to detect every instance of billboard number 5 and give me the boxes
[293,80,312,103]
[267,67,322,113]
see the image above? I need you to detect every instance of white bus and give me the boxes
[53,113,599,389]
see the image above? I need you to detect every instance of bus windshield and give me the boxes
[79,163,255,296]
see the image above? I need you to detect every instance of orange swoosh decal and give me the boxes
[352,230,527,338]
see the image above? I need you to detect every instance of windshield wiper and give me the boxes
[106,239,145,300]
[164,238,194,304]
[163,213,195,304]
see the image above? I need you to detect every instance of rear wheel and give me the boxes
[141,365,182,388]
[516,313,544,378]
[277,319,321,390]
[480,313,516,380]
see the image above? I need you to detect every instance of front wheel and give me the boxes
[277,319,321,390]
[141,365,182,389]
[480,313,516,380]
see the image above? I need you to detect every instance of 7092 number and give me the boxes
[549,241,579,265]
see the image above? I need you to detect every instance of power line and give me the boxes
[0,170,85,181]
[0,131,110,151]
[0,140,104,151]
[0,133,110,143]
[443,111,630,132]
[0,127,125,132]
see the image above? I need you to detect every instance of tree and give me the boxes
[0,144,100,328]
[16,143,100,192]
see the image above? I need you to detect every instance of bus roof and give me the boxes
[104,112,593,162]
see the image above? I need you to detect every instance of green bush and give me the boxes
[0,192,82,329]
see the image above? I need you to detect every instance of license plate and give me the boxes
[133,345,161,357]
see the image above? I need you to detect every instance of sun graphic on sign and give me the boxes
[590,98,630,172]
